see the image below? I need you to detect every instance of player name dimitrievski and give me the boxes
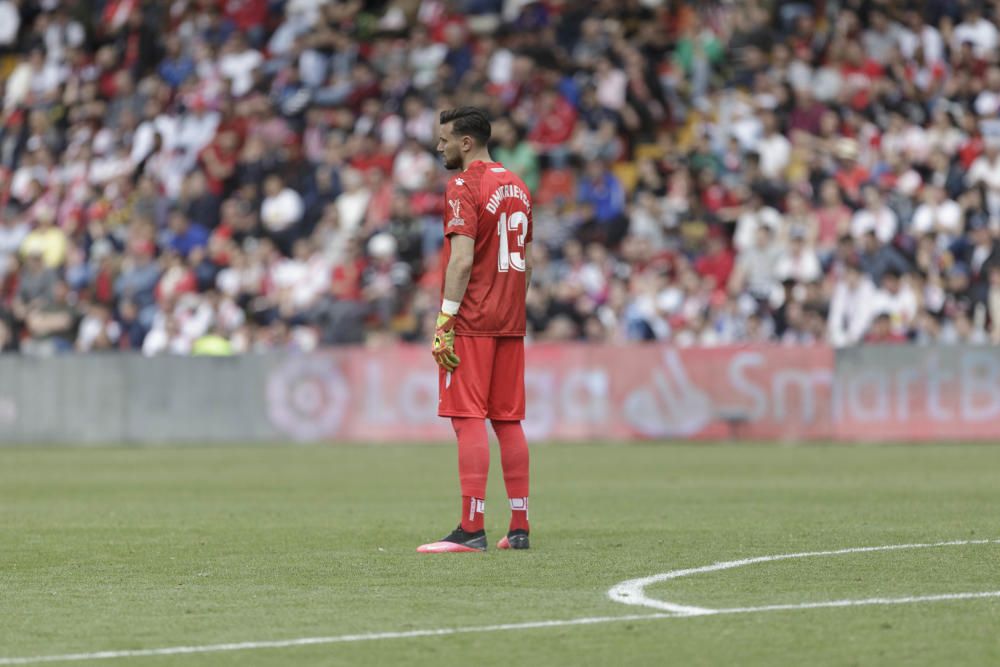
[485,184,531,215]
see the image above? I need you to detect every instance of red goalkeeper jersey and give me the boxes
[442,160,533,337]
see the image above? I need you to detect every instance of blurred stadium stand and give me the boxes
[0,0,1000,356]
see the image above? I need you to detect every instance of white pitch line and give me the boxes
[0,614,674,666]
[4,590,999,666]
[4,538,999,666]
[608,538,1000,613]
[713,590,1000,615]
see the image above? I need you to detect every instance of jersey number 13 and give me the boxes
[497,211,528,273]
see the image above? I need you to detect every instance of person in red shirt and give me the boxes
[418,107,533,554]
[528,90,577,151]
[199,128,240,197]
[864,312,907,344]
[694,232,734,295]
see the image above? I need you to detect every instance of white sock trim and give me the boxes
[469,498,485,521]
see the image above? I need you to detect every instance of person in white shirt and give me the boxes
[827,260,878,347]
[4,48,63,110]
[0,215,29,278]
[966,140,1000,191]
[966,139,1000,218]
[775,230,822,283]
[861,10,896,62]
[754,111,791,181]
[952,5,999,59]
[142,315,190,356]
[175,99,220,166]
[484,35,514,85]
[911,184,963,243]
[334,168,371,233]
[895,9,944,64]
[392,137,435,192]
[923,107,964,156]
[402,96,437,146]
[260,174,305,233]
[733,191,783,252]
[270,239,328,314]
[851,185,898,244]
[0,0,19,48]
[408,25,446,90]
[974,66,1000,117]
[218,32,263,97]
[43,9,86,64]
[594,57,628,111]
[870,269,918,336]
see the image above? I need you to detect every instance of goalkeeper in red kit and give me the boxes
[417,107,532,553]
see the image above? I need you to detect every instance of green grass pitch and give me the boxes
[2,443,999,666]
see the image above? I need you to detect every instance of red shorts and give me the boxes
[438,336,525,420]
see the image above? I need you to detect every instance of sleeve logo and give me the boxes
[448,198,464,227]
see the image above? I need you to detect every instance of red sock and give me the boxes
[492,420,530,533]
[452,417,489,532]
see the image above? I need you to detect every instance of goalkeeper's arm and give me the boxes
[433,235,474,371]
[442,235,475,310]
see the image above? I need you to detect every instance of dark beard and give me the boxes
[443,155,462,170]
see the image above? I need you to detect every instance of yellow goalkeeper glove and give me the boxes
[432,312,460,372]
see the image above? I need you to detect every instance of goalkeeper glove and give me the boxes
[432,311,460,372]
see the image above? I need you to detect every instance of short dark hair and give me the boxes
[440,107,491,145]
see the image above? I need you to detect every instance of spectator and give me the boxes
[851,185,898,244]
[161,209,210,258]
[0,209,29,278]
[77,303,122,352]
[729,225,782,301]
[911,185,963,245]
[260,173,305,250]
[733,190,782,253]
[864,312,907,344]
[363,233,412,332]
[873,269,919,336]
[857,231,911,285]
[334,168,370,234]
[828,263,888,347]
[775,229,822,284]
[577,161,626,245]
[0,0,19,51]
[493,118,539,193]
[115,241,160,327]
[754,111,791,181]
[392,137,436,193]
[22,280,79,355]
[953,4,999,59]
[20,207,68,269]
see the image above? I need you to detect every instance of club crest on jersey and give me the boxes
[448,198,464,227]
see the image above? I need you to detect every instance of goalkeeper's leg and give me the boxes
[416,417,490,553]
[453,416,489,533]
[420,337,496,553]
[493,419,530,547]
[487,337,529,549]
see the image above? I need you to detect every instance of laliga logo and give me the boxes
[623,349,713,438]
[267,356,349,440]
[447,199,464,227]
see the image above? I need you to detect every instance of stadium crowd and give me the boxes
[2,0,1000,354]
